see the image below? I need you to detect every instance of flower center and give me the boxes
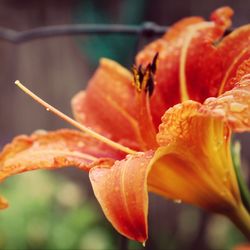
[131,53,158,149]
[132,52,158,96]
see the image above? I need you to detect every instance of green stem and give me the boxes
[231,142,250,212]
[228,203,250,240]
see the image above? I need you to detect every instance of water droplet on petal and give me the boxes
[46,108,50,111]
[229,103,247,113]
[77,141,85,147]
[218,95,234,102]
[241,73,250,81]
[213,109,226,116]
[239,79,250,87]
[204,97,217,104]
[174,199,182,204]
[243,118,249,124]
[34,129,47,135]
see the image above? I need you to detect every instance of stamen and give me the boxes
[150,52,159,74]
[132,53,158,97]
[15,80,137,155]
[131,61,158,148]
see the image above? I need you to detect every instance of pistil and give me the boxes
[15,80,137,155]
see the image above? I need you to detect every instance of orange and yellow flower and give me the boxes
[1,6,250,243]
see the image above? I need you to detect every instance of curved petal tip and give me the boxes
[89,151,154,242]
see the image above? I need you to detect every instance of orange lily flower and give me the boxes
[1,6,250,243]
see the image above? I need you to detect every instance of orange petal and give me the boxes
[89,98,246,241]
[0,129,113,209]
[182,7,233,101]
[136,7,233,126]
[233,244,250,250]
[72,58,148,151]
[217,24,250,94]
[136,17,204,126]
[203,75,250,132]
[152,101,241,213]
[89,151,154,243]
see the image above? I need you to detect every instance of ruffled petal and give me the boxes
[72,58,152,151]
[203,75,250,132]
[136,7,233,126]
[89,151,154,243]
[88,73,250,241]
[0,129,113,209]
[151,101,241,213]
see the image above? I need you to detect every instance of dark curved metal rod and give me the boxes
[0,23,168,44]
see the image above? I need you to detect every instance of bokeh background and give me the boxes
[0,0,250,249]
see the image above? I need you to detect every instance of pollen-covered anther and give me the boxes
[132,53,159,96]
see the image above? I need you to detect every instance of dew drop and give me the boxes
[125,155,131,160]
[77,141,85,147]
[227,116,238,123]
[204,97,217,103]
[243,118,249,124]
[213,109,226,116]
[218,95,234,102]
[46,108,50,111]
[34,129,47,135]
[174,199,182,204]
[239,79,250,87]
[241,73,250,80]
[229,103,247,113]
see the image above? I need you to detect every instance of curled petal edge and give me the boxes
[89,151,154,243]
[0,129,113,209]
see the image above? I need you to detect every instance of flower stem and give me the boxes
[15,80,137,155]
[231,141,250,212]
[228,203,250,240]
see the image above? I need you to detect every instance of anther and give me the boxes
[131,53,158,97]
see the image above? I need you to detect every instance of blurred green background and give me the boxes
[0,0,250,249]
[0,170,246,250]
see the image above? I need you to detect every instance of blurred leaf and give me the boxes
[0,170,116,250]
